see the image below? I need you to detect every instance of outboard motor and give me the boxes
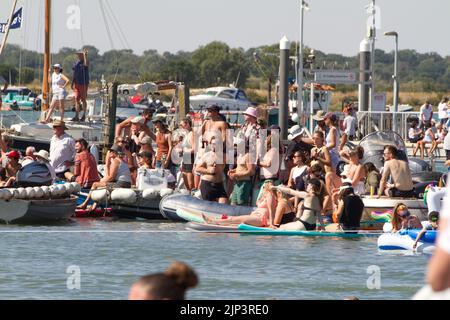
[16,162,53,187]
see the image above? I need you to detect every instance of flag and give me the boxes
[0,7,23,33]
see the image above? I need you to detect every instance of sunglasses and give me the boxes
[398,210,410,218]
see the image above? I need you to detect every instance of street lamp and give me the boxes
[384,31,399,132]
[297,0,309,125]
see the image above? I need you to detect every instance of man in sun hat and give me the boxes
[33,149,56,183]
[312,110,328,135]
[50,119,76,179]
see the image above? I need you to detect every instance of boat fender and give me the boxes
[16,187,27,199]
[70,182,81,194]
[0,189,7,200]
[49,185,59,197]
[111,188,137,204]
[142,188,158,200]
[160,188,174,198]
[56,184,67,196]
[64,183,73,195]
[25,187,36,199]
[41,186,51,198]
[179,189,190,195]
[7,188,19,199]
[91,189,109,202]
[2,189,13,200]
[33,187,45,198]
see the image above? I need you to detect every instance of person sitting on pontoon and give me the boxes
[378,145,415,198]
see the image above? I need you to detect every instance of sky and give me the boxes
[0,0,449,57]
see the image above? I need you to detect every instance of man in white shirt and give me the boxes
[49,120,76,179]
[420,101,433,129]
[438,97,449,126]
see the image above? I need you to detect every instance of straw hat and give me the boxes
[52,119,68,130]
[33,150,50,162]
[313,110,327,121]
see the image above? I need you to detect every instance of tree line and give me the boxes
[1,41,449,95]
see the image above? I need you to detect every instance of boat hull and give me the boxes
[110,197,165,220]
[160,193,255,222]
[0,197,77,224]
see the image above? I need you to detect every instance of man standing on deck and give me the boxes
[420,101,433,130]
[49,120,76,180]
[71,49,89,122]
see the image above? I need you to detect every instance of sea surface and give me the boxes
[0,219,430,300]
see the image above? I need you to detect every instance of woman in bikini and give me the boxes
[202,180,277,227]
[339,146,366,195]
[310,130,341,213]
[271,179,325,231]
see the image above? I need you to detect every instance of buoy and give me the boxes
[91,189,109,202]
[56,184,67,196]
[0,189,6,200]
[70,182,81,193]
[49,185,58,197]
[111,188,136,204]
[142,188,158,200]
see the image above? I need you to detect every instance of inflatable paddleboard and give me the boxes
[186,222,239,233]
[236,224,374,238]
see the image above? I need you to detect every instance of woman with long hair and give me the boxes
[180,117,196,191]
[203,180,277,227]
[391,203,423,232]
[340,146,366,195]
[331,183,365,232]
[272,178,325,231]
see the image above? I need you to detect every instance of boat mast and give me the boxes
[0,0,19,56]
[42,0,51,112]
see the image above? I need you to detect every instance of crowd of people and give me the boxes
[409,98,450,159]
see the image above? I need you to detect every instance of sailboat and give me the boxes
[0,0,149,152]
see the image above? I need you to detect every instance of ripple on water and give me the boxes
[0,221,429,299]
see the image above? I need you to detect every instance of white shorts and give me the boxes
[52,91,67,102]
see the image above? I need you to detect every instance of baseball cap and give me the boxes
[6,150,20,159]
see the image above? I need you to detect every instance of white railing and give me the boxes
[356,111,420,141]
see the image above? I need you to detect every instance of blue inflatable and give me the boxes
[400,229,437,244]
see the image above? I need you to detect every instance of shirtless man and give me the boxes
[115,109,153,138]
[228,142,256,206]
[378,145,415,198]
[201,105,228,152]
[195,136,228,204]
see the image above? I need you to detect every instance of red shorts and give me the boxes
[74,84,88,101]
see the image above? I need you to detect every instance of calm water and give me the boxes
[0,219,429,300]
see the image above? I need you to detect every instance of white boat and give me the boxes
[362,196,428,222]
[190,86,252,111]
